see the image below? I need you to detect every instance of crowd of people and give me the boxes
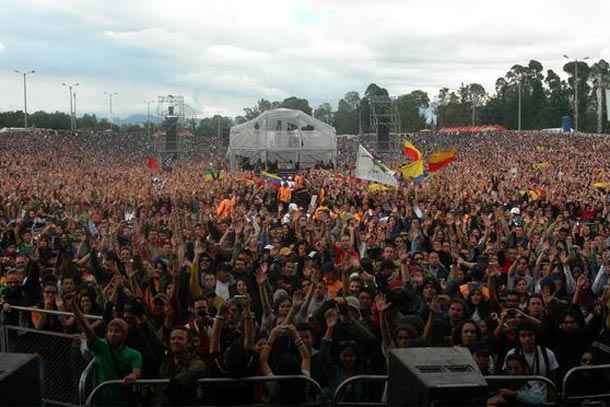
[2,127,610,406]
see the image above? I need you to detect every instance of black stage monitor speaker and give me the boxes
[388,347,487,406]
[0,353,41,406]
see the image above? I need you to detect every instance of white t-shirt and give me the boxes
[503,346,559,377]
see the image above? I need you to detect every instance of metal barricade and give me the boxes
[86,375,327,407]
[79,359,95,406]
[333,375,388,406]
[485,375,559,405]
[562,364,610,404]
[0,306,101,406]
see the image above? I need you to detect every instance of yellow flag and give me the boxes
[368,183,394,193]
[593,182,610,190]
[403,140,423,161]
[400,159,424,179]
[533,162,550,169]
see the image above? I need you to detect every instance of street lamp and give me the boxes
[62,82,79,132]
[143,99,155,138]
[15,69,35,129]
[564,54,590,132]
[104,92,118,130]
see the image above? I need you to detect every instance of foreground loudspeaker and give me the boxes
[0,353,41,406]
[388,347,487,406]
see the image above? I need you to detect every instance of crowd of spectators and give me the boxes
[2,128,610,406]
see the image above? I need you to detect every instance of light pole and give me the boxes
[517,79,522,131]
[564,54,590,132]
[15,70,35,129]
[104,92,118,130]
[73,91,77,131]
[62,82,79,132]
[143,100,154,138]
[516,72,532,131]
[357,100,363,135]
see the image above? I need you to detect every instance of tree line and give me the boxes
[1,59,609,135]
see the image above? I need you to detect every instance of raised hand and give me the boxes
[256,263,268,284]
[325,308,338,328]
[375,293,391,313]
[559,251,569,265]
[292,290,305,310]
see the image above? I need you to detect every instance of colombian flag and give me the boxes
[260,171,282,188]
[428,150,456,172]
[400,159,424,180]
[403,140,423,161]
[529,189,546,201]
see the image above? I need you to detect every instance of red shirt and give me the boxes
[332,243,360,267]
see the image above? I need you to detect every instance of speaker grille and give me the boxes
[445,365,474,373]
[415,365,443,373]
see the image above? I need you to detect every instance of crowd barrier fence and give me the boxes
[485,375,559,405]
[86,375,327,407]
[0,306,100,406]
[333,375,388,406]
[4,306,610,407]
[562,363,610,404]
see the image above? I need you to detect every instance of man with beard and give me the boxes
[1,264,41,325]
[72,295,142,406]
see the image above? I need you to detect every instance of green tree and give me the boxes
[314,102,333,125]
[396,90,429,131]
[542,69,570,128]
[334,91,361,135]
[77,114,99,130]
[563,60,591,131]
[279,97,312,115]
[588,59,610,133]
[243,98,274,120]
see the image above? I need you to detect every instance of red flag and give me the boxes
[147,157,159,170]
[428,150,456,172]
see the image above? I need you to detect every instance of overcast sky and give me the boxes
[1,0,609,120]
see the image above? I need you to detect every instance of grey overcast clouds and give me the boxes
[1,0,609,119]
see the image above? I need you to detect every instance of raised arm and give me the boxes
[256,263,272,319]
[375,293,392,351]
[288,324,310,374]
[242,294,254,350]
[260,325,281,376]
[210,300,231,353]
[70,295,96,342]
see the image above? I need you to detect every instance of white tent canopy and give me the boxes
[228,108,337,171]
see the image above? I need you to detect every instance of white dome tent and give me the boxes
[228,108,337,171]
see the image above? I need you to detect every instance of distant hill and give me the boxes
[114,114,164,125]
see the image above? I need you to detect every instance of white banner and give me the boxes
[354,144,398,187]
[606,89,610,122]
